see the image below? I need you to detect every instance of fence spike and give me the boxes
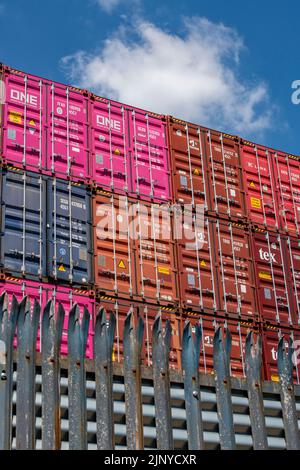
[0,292,19,449]
[16,297,40,450]
[152,314,173,450]
[277,336,300,450]
[68,303,90,450]
[94,307,116,450]
[41,300,65,450]
[123,310,144,450]
[245,332,268,450]
[182,320,204,450]
[213,326,236,450]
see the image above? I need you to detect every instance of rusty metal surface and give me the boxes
[277,336,300,450]
[181,320,204,450]
[123,310,144,450]
[16,297,40,449]
[213,327,236,450]
[245,332,268,450]
[94,307,116,450]
[41,300,65,450]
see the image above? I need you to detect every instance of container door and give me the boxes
[46,83,89,182]
[1,69,45,170]
[176,214,217,313]
[167,120,208,209]
[129,110,171,202]
[47,178,92,285]
[213,220,257,320]
[251,231,294,326]
[241,143,279,230]
[90,98,130,193]
[285,236,300,326]
[93,193,135,298]
[273,152,300,236]
[205,130,245,221]
[1,170,46,278]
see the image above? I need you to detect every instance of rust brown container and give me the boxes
[204,129,246,222]
[167,116,208,210]
[92,192,178,306]
[213,219,258,321]
[96,297,181,370]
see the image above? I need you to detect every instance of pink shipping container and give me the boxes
[0,65,90,182]
[0,277,95,358]
[90,95,171,202]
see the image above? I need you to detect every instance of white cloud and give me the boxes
[96,0,125,13]
[61,17,273,136]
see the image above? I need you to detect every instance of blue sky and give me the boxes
[0,0,299,153]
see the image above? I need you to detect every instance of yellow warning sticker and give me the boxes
[200,260,206,267]
[193,168,200,176]
[114,148,120,155]
[249,181,256,188]
[259,271,272,280]
[158,266,170,275]
[58,265,66,272]
[118,260,126,269]
[29,119,36,127]
[9,111,22,124]
[250,197,261,209]
[271,374,279,382]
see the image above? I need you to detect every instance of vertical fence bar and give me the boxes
[277,336,300,450]
[16,297,40,450]
[152,315,173,450]
[123,311,144,450]
[94,307,116,450]
[0,293,19,450]
[245,332,268,450]
[41,300,65,450]
[213,327,236,450]
[68,304,90,450]
[181,320,204,450]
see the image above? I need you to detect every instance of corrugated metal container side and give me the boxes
[250,228,295,326]
[285,235,300,327]
[166,116,208,210]
[92,192,178,306]
[213,219,258,320]
[204,129,246,222]
[46,178,93,286]
[90,95,171,203]
[175,214,218,313]
[240,141,279,231]
[182,313,258,378]
[0,277,95,358]
[261,323,300,384]
[96,297,181,369]
[0,168,47,279]
[46,81,90,182]
[0,66,46,170]
[272,151,300,236]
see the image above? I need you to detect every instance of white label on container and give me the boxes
[230,189,236,197]
[72,147,80,153]
[176,130,182,136]
[186,268,194,273]
[57,107,63,115]
[240,284,247,293]
[264,288,272,300]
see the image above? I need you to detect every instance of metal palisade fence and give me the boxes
[0,291,300,450]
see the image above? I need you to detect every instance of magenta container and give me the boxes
[1,67,46,170]
[46,83,89,182]
[90,95,171,202]
[0,278,95,358]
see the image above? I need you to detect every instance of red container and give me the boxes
[204,129,246,221]
[97,297,181,369]
[90,95,171,202]
[176,215,218,313]
[285,236,300,327]
[272,151,300,236]
[0,277,95,358]
[182,313,258,378]
[0,65,90,182]
[261,323,300,384]
[92,193,178,306]
[250,230,295,326]
[240,141,279,231]
[213,219,257,320]
[167,117,208,209]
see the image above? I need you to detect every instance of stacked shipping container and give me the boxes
[0,63,299,383]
